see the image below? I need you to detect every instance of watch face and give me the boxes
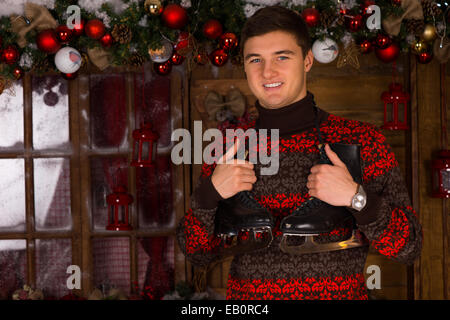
[352,192,366,210]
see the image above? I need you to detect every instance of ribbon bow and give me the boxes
[204,89,246,121]
[10,3,58,48]
[382,0,423,36]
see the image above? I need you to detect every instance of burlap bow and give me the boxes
[87,47,112,71]
[382,0,423,36]
[10,3,58,48]
[204,89,246,121]
[434,37,450,63]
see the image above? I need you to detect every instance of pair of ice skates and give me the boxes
[213,142,368,256]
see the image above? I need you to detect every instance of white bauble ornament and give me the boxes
[54,47,82,73]
[148,39,173,63]
[312,38,339,64]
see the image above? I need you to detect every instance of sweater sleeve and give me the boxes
[348,126,423,265]
[176,162,226,267]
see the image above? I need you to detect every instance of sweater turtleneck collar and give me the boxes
[255,91,329,137]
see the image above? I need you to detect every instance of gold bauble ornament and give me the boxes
[421,24,437,42]
[412,40,427,54]
[144,0,163,16]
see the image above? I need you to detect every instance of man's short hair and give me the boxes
[240,5,311,59]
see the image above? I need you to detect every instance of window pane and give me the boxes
[34,158,72,231]
[0,81,23,150]
[93,237,130,295]
[90,74,128,149]
[137,237,174,299]
[0,239,27,299]
[35,238,72,299]
[90,157,129,230]
[0,159,25,232]
[32,75,69,150]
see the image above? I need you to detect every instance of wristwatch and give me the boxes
[349,184,367,211]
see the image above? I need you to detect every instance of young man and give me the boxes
[177,6,422,300]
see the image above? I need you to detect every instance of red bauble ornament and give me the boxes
[359,39,373,54]
[36,29,61,54]
[100,33,113,47]
[174,32,193,56]
[1,45,19,64]
[362,1,376,16]
[210,48,229,67]
[56,25,73,44]
[418,51,433,64]
[85,19,105,39]
[162,4,188,29]
[220,32,238,51]
[203,19,223,39]
[375,43,400,63]
[301,7,320,27]
[72,19,85,36]
[13,67,24,80]
[171,51,185,65]
[62,72,78,80]
[375,34,391,49]
[347,14,363,32]
[194,50,209,65]
[153,60,172,75]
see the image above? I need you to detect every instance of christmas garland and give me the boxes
[0,0,449,85]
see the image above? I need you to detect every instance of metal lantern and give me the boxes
[381,83,410,130]
[432,150,450,198]
[131,122,159,168]
[106,186,133,231]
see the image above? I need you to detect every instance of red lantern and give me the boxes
[301,7,320,27]
[1,45,19,64]
[162,4,188,29]
[432,150,450,198]
[106,186,133,231]
[153,60,172,75]
[203,19,223,39]
[381,83,409,130]
[36,29,62,54]
[375,43,400,63]
[85,19,105,39]
[56,25,73,44]
[131,122,159,168]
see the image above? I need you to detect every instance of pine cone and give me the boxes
[421,0,442,17]
[112,24,133,44]
[320,11,338,28]
[405,19,425,36]
[129,52,145,67]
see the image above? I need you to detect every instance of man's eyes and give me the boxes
[249,56,289,63]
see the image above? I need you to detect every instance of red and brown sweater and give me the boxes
[176,92,422,300]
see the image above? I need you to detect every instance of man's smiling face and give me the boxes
[243,30,313,109]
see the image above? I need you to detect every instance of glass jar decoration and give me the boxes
[431,150,450,198]
[106,186,133,230]
[381,83,410,130]
[131,122,159,168]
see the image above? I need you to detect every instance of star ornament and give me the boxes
[337,41,360,70]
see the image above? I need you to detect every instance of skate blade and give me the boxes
[219,228,274,258]
[279,230,368,255]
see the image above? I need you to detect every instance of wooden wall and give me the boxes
[184,52,448,300]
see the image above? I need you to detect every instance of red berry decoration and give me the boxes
[153,60,172,75]
[220,32,238,52]
[347,14,363,32]
[13,67,24,80]
[72,19,85,36]
[417,51,433,64]
[375,34,391,49]
[85,19,105,39]
[359,40,373,54]
[162,4,188,29]
[100,33,113,48]
[210,48,229,67]
[56,25,73,44]
[171,51,185,65]
[375,43,400,63]
[1,45,19,64]
[302,7,320,27]
[62,72,78,80]
[203,19,223,39]
[36,29,61,54]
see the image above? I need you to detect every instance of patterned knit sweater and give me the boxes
[176,92,422,300]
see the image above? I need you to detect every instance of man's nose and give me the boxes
[262,61,277,79]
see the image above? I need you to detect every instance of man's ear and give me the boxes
[304,49,314,72]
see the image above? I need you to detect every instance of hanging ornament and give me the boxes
[106,186,133,231]
[171,51,185,65]
[153,60,172,75]
[421,24,437,42]
[417,51,433,63]
[54,46,82,74]
[72,19,85,37]
[175,31,194,56]
[194,48,209,65]
[36,29,61,54]
[346,14,364,32]
[144,0,163,16]
[359,39,373,54]
[56,25,73,44]
[99,33,113,48]
[381,82,409,130]
[375,43,400,63]
[301,7,320,27]
[148,40,173,63]
[61,72,78,80]
[220,32,238,52]
[375,33,392,49]
[203,19,223,39]
[162,4,188,29]
[43,90,59,106]
[13,67,24,80]
[311,38,339,63]
[337,42,360,69]
[412,39,427,54]
[131,122,160,168]
[85,19,105,40]
[210,48,229,66]
[1,45,20,64]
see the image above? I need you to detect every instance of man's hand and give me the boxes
[307,144,358,207]
[211,138,257,199]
